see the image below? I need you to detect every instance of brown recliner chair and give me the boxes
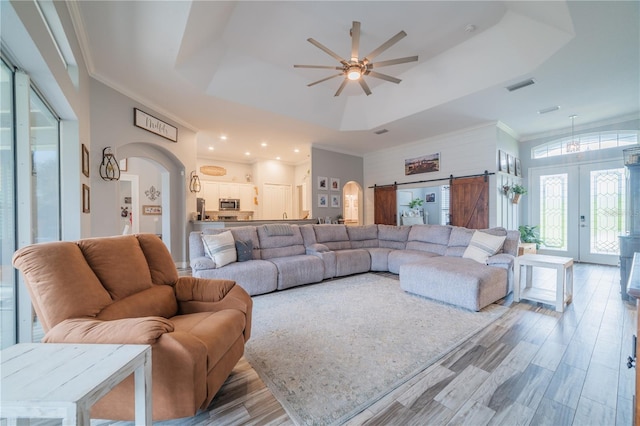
[12,234,252,421]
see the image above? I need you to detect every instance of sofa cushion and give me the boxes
[202,231,237,268]
[388,249,440,274]
[204,226,261,260]
[78,235,153,301]
[268,255,324,290]
[347,225,379,249]
[463,231,507,264]
[264,223,294,236]
[313,225,351,250]
[192,260,278,296]
[257,225,306,259]
[235,240,253,262]
[378,225,410,249]
[406,225,452,256]
[97,285,178,320]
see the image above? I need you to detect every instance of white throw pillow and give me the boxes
[462,231,507,264]
[202,231,237,268]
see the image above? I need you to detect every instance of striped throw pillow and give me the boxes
[202,231,237,268]
[462,231,506,264]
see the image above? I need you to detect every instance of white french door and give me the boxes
[530,160,625,265]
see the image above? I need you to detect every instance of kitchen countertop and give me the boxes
[190,219,318,229]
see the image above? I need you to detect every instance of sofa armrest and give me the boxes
[306,243,330,254]
[487,253,515,268]
[43,317,174,344]
[190,256,215,271]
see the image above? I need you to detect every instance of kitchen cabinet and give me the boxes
[219,183,240,200]
[239,184,255,211]
[201,182,219,210]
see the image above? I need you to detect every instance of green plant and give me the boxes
[511,184,527,195]
[408,198,423,209]
[518,225,544,248]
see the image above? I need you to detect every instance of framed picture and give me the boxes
[120,158,128,172]
[318,176,328,190]
[330,194,340,208]
[82,184,90,213]
[81,144,90,177]
[142,205,162,215]
[426,193,436,203]
[498,150,508,172]
[134,108,178,142]
[318,193,328,208]
[507,155,515,175]
[124,197,132,204]
[404,153,440,175]
[515,158,522,177]
[330,178,340,191]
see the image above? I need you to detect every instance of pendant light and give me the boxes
[567,115,580,153]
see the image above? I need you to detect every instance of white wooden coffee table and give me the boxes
[514,253,574,312]
[1,343,151,425]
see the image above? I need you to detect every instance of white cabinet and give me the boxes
[201,182,219,210]
[219,183,240,199]
[239,184,255,211]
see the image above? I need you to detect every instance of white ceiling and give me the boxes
[70,1,639,165]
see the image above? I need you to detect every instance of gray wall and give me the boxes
[311,147,364,221]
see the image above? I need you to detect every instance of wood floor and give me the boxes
[200,263,636,426]
[16,263,636,425]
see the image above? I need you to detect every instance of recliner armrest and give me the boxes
[43,316,174,344]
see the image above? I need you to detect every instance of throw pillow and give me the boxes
[202,231,237,268]
[463,231,507,264]
[235,239,253,262]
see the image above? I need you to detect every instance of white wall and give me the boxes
[196,158,253,184]
[364,123,497,225]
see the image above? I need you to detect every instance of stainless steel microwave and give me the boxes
[219,198,240,211]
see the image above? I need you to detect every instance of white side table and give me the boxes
[514,254,574,312]
[1,343,151,425]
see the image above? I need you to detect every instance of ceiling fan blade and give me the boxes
[307,38,348,65]
[334,78,349,97]
[351,21,361,60]
[308,73,344,87]
[363,30,407,63]
[369,56,418,68]
[365,70,401,84]
[294,65,343,70]
[359,78,372,96]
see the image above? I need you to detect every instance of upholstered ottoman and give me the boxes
[399,257,508,311]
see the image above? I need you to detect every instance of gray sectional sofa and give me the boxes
[189,223,520,311]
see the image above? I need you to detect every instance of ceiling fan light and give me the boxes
[347,67,361,80]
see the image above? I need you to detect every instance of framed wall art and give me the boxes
[318,176,328,190]
[142,205,162,215]
[81,144,90,177]
[507,154,515,175]
[331,194,340,208]
[134,108,178,142]
[515,158,522,176]
[318,193,328,208]
[82,184,90,213]
[498,150,508,172]
[404,153,440,175]
[330,178,340,191]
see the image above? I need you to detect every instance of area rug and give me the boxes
[244,273,508,426]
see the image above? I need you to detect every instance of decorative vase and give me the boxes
[513,194,521,204]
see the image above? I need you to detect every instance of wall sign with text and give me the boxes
[134,108,178,142]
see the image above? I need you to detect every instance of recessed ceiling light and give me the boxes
[261,142,268,147]
[245,151,250,156]
[220,135,227,140]
[294,148,300,153]
[506,79,536,92]
[276,156,281,160]
[208,146,214,151]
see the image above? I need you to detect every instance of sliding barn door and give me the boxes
[374,185,397,225]
[450,176,488,229]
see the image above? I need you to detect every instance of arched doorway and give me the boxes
[343,181,363,225]
[117,143,186,265]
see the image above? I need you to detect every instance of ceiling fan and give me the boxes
[294,21,418,96]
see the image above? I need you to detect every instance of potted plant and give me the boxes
[511,184,527,204]
[518,225,544,252]
[336,214,345,224]
[408,198,423,209]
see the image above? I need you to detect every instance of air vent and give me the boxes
[506,78,536,92]
[374,129,389,135]
[538,105,561,114]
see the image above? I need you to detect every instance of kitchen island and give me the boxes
[191,219,318,232]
